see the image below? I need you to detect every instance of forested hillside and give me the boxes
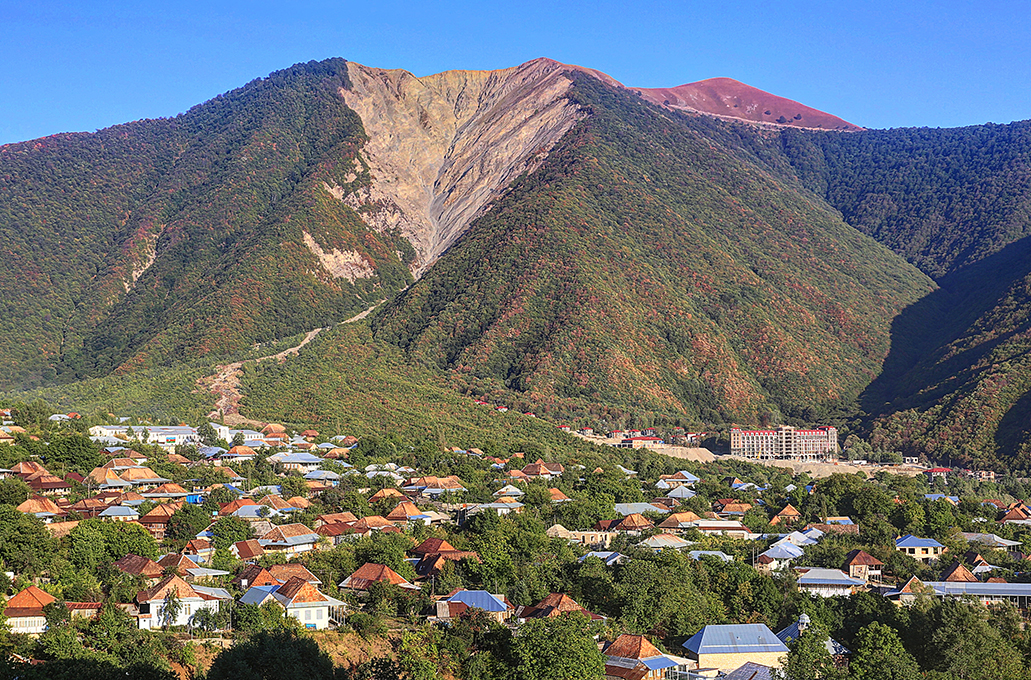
[0,58,412,390]
[777,123,1031,469]
[372,74,931,427]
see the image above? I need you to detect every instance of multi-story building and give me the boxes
[730,425,839,461]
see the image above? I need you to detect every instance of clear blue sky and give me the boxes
[2,1,1029,145]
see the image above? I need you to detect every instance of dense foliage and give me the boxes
[372,74,931,429]
[777,121,1031,468]
[0,58,412,390]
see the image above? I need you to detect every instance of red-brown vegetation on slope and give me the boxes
[635,77,862,131]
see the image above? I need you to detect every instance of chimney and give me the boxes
[798,613,810,633]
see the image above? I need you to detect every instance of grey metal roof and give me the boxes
[923,581,1031,597]
[614,502,670,516]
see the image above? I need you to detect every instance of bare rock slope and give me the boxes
[340,58,587,273]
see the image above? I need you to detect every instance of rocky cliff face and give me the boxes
[340,58,586,273]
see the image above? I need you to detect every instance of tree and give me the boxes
[161,588,182,629]
[0,506,52,574]
[778,624,844,680]
[848,621,920,680]
[0,477,31,506]
[210,516,253,551]
[514,612,604,680]
[197,422,220,447]
[165,503,211,542]
[232,432,245,447]
[279,475,308,500]
[206,630,335,680]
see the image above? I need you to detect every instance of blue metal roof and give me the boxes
[776,621,850,656]
[239,585,278,606]
[683,624,788,655]
[447,590,509,612]
[642,657,678,671]
[895,534,944,549]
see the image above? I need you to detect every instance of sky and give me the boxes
[1,1,1029,145]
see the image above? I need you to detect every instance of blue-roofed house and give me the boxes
[689,550,734,563]
[776,614,850,658]
[895,534,945,562]
[603,634,680,680]
[277,452,323,473]
[578,551,626,566]
[304,469,341,486]
[239,577,343,629]
[682,623,788,672]
[435,589,513,623]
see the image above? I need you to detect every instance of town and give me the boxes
[1,406,1030,680]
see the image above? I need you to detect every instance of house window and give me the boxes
[305,610,312,621]
[316,609,323,619]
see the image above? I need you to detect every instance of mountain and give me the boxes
[636,78,862,131]
[0,59,413,388]
[777,122,1031,468]
[370,73,930,426]
[6,55,1031,467]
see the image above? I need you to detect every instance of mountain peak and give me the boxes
[634,77,862,131]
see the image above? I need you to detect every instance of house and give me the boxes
[578,551,626,566]
[689,550,734,563]
[268,564,321,584]
[403,475,467,497]
[941,561,979,583]
[613,503,670,517]
[138,502,184,539]
[435,590,513,623]
[3,585,56,635]
[368,488,407,504]
[795,568,866,597]
[135,575,227,630]
[546,524,618,549]
[521,459,565,480]
[240,577,343,629]
[681,624,788,672]
[639,533,693,552]
[277,452,324,473]
[923,467,951,481]
[723,663,774,680]
[655,471,700,489]
[385,501,428,526]
[315,512,359,528]
[410,538,480,577]
[596,513,654,534]
[231,539,265,561]
[339,563,420,592]
[258,523,321,554]
[517,593,603,622]
[769,504,801,527]
[657,512,702,531]
[895,534,945,562]
[776,614,849,660]
[16,496,63,521]
[602,633,679,680]
[691,520,753,539]
[117,466,171,490]
[842,550,883,582]
[549,488,572,503]
[232,565,280,590]
[112,553,164,583]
